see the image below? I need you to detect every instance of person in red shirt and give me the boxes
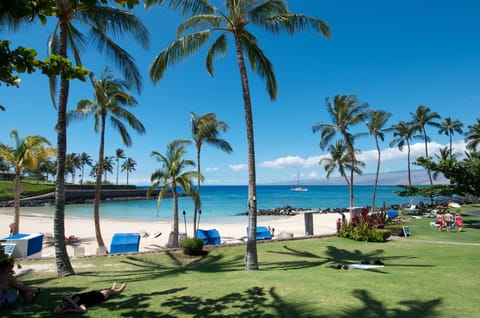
[455,213,463,232]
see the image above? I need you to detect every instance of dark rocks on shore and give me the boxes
[237,205,318,216]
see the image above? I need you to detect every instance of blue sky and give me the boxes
[1,0,479,186]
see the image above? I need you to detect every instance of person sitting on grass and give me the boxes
[54,281,127,314]
[0,258,40,309]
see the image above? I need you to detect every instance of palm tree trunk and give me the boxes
[172,183,179,248]
[407,142,412,187]
[424,130,433,185]
[372,137,381,212]
[13,168,21,235]
[344,136,356,208]
[54,18,75,277]
[234,32,258,270]
[116,159,119,185]
[94,115,107,251]
[126,170,129,185]
[193,147,201,238]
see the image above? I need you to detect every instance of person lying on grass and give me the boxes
[54,281,127,314]
[0,258,41,309]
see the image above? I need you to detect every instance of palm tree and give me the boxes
[102,156,115,183]
[437,117,464,158]
[389,121,423,186]
[79,152,92,184]
[69,68,146,252]
[38,158,56,183]
[320,140,364,186]
[66,152,81,183]
[465,118,480,151]
[121,157,136,185]
[148,139,201,248]
[45,0,149,276]
[312,94,369,208]
[411,105,441,185]
[115,148,126,185]
[0,130,55,235]
[365,110,392,211]
[147,0,330,271]
[190,112,232,236]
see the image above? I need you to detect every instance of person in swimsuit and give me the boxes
[444,211,453,232]
[455,213,463,232]
[54,281,127,314]
[0,258,40,309]
[436,213,444,231]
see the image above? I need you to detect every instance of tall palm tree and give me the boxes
[147,0,330,271]
[312,94,369,208]
[148,139,201,248]
[190,112,232,236]
[438,117,464,158]
[365,110,392,211]
[0,129,55,234]
[411,105,441,185]
[319,140,364,186]
[44,0,149,276]
[69,68,146,252]
[79,152,92,184]
[121,157,136,185]
[389,121,422,186]
[115,148,126,185]
[465,118,480,151]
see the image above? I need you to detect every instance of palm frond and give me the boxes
[177,14,221,37]
[249,0,288,25]
[263,13,330,38]
[166,0,216,15]
[206,33,227,76]
[79,6,150,49]
[89,28,142,92]
[150,30,211,84]
[241,31,277,100]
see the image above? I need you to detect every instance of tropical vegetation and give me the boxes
[190,112,232,237]
[68,67,146,252]
[147,0,330,271]
[0,130,55,234]
[148,139,201,248]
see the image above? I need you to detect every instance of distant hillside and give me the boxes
[272,169,449,186]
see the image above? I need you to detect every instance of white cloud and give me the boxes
[260,155,326,169]
[205,167,219,172]
[229,163,247,171]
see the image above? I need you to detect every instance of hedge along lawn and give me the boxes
[7,213,480,318]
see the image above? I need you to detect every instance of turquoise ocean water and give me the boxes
[23,185,413,224]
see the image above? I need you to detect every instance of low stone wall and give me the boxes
[0,188,178,207]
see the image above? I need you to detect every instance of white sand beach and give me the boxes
[0,207,343,259]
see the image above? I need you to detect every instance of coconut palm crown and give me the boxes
[147,0,330,271]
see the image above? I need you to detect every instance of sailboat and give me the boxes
[290,172,308,192]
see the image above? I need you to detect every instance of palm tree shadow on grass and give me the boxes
[113,286,443,318]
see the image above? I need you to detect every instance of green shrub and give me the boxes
[180,238,204,255]
[337,220,391,242]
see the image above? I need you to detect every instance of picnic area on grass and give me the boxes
[3,207,480,317]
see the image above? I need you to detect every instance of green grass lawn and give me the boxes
[4,212,480,317]
[0,180,55,201]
